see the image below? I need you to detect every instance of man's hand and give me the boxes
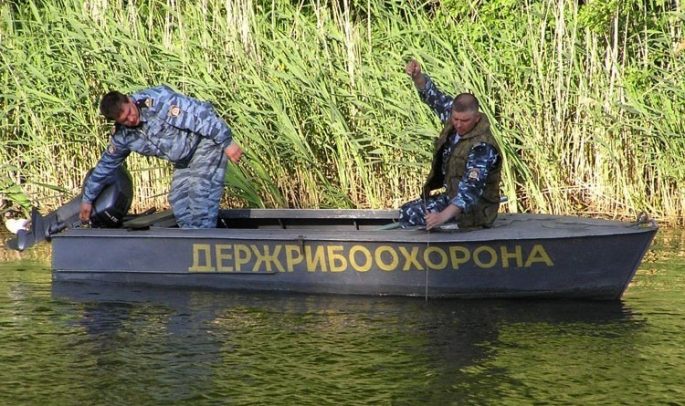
[224,143,243,164]
[425,204,461,230]
[405,59,426,89]
[79,202,93,224]
[405,59,421,78]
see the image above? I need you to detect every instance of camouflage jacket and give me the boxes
[82,85,233,203]
[416,75,501,212]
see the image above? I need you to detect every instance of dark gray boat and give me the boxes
[49,208,657,300]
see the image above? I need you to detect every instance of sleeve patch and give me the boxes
[467,168,480,181]
[168,105,181,117]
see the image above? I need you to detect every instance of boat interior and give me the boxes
[123,208,403,231]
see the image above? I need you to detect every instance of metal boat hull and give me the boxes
[51,211,657,300]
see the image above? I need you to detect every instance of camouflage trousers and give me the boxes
[400,194,500,229]
[169,138,228,228]
[398,194,451,227]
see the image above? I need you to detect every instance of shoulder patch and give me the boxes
[107,141,117,154]
[169,105,181,117]
[144,97,154,108]
[467,168,480,181]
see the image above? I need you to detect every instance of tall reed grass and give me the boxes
[1,0,683,224]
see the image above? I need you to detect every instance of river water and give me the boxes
[0,229,683,405]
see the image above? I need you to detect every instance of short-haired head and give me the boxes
[452,93,480,113]
[100,91,129,121]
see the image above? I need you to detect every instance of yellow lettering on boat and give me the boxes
[234,244,251,272]
[188,244,216,272]
[327,245,347,272]
[251,244,285,273]
[349,245,372,272]
[188,242,555,273]
[473,246,497,268]
[449,246,470,270]
[525,244,554,267]
[424,247,448,270]
[375,245,399,272]
[305,245,327,272]
[500,245,523,268]
[285,244,303,272]
[399,246,423,271]
[215,244,234,272]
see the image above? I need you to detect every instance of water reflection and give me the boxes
[407,299,639,404]
[52,283,227,403]
[51,282,639,404]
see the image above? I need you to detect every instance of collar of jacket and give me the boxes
[132,98,152,125]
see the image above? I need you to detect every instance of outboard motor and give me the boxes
[6,166,133,251]
[85,167,134,228]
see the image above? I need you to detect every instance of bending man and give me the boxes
[80,85,243,228]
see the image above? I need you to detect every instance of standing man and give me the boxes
[80,85,243,228]
[400,59,502,230]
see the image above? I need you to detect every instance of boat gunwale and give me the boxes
[52,223,658,244]
[218,208,399,219]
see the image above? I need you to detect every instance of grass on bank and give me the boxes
[0,0,683,224]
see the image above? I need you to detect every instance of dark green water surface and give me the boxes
[1,230,683,405]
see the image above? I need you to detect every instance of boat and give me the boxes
[46,208,656,300]
[4,167,658,300]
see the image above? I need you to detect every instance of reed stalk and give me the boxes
[0,0,682,225]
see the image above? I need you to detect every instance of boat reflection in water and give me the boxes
[52,280,640,403]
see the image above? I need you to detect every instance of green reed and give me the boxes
[0,0,683,224]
